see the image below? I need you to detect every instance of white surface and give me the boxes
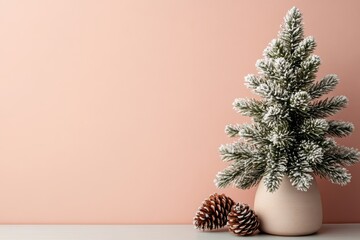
[0,224,358,239]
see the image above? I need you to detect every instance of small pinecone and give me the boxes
[193,193,235,230]
[227,203,260,236]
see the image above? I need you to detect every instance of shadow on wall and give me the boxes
[317,66,360,223]
[318,164,360,223]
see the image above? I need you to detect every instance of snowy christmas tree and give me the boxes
[215,7,360,192]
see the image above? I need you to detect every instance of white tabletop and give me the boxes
[0,224,358,239]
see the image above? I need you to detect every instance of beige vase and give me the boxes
[254,175,323,236]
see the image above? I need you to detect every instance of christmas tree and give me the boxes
[215,7,360,192]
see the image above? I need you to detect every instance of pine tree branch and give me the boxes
[263,154,288,192]
[308,96,348,118]
[254,81,290,101]
[314,163,351,186]
[256,59,277,80]
[234,167,265,189]
[215,163,244,188]
[224,124,242,137]
[287,151,314,192]
[323,145,360,166]
[267,125,293,148]
[326,120,354,137]
[244,74,265,90]
[295,55,321,87]
[300,118,329,140]
[288,161,314,191]
[232,98,265,119]
[289,91,311,111]
[263,169,285,193]
[274,58,297,83]
[298,140,323,164]
[308,74,339,99]
[239,123,269,145]
[215,156,266,190]
[219,142,254,162]
[263,103,289,126]
[318,138,337,150]
[215,158,262,189]
[293,36,317,62]
[279,7,304,49]
[263,39,289,59]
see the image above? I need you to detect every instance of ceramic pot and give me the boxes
[254,175,323,236]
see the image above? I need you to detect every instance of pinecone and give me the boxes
[193,193,235,230]
[227,203,260,236]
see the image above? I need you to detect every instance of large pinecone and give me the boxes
[193,193,235,230]
[227,203,260,236]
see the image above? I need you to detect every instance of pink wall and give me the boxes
[0,0,359,224]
